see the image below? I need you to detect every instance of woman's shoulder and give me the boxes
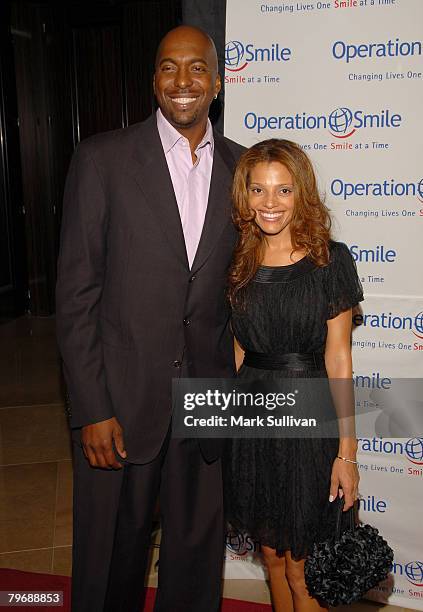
[327,240,353,265]
[328,240,350,255]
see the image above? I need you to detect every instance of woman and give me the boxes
[225,139,363,612]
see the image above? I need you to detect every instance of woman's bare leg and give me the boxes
[261,545,294,612]
[284,551,327,612]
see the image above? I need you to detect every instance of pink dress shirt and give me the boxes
[156,108,214,268]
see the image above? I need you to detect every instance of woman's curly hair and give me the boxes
[228,139,332,305]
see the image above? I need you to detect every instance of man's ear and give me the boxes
[215,73,222,96]
[153,73,156,95]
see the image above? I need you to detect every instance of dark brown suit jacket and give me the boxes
[56,114,244,463]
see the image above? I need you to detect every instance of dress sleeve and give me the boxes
[325,242,364,320]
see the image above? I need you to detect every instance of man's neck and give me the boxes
[175,120,209,156]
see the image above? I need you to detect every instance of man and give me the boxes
[56,25,244,612]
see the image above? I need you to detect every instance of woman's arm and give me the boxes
[234,336,245,372]
[325,308,359,511]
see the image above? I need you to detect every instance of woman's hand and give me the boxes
[329,457,359,511]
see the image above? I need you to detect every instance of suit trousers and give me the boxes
[71,433,225,612]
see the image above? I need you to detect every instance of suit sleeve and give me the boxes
[56,144,114,428]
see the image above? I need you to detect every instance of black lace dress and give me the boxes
[224,241,364,560]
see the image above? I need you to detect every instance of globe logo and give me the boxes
[225,528,248,555]
[225,40,247,71]
[413,312,423,340]
[405,561,423,586]
[405,438,423,465]
[418,178,423,202]
[328,107,355,138]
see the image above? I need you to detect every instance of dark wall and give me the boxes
[2,0,181,316]
[0,2,27,318]
[182,0,226,131]
[0,0,227,317]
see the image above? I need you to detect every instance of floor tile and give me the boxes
[52,546,72,576]
[0,404,71,466]
[223,578,271,604]
[0,548,52,573]
[54,461,73,547]
[0,463,57,553]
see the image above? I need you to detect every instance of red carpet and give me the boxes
[0,569,271,611]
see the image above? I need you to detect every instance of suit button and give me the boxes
[189,274,196,282]
[183,318,191,326]
[173,360,182,368]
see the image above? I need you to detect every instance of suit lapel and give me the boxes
[191,133,234,274]
[125,117,235,273]
[125,116,189,268]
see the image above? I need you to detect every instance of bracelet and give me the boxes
[337,455,358,464]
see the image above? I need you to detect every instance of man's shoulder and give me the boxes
[75,115,156,161]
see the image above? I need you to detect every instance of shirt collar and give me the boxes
[156,108,214,155]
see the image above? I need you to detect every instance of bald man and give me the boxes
[56,25,244,612]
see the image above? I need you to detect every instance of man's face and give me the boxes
[154,30,221,131]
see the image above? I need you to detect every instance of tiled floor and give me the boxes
[0,316,72,576]
[0,316,419,611]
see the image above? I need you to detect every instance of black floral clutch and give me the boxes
[304,499,394,606]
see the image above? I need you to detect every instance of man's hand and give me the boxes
[81,417,127,469]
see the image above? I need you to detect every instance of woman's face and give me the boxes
[248,161,295,237]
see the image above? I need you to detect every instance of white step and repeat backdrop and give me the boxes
[223,1,423,609]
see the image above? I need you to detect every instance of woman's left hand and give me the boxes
[329,458,360,511]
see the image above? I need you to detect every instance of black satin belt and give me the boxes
[243,351,325,371]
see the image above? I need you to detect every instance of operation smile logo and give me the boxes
[225,528,259,556]
[327,107,401,138]
[413,313,423,340]
[359,437,423,466]
[393,560,423,588]
[353,311,423,340]
[244,106,402,137]
[331,178,423,204]
[224,40,292,72]
[418,179,423,204]
[332,38,422,64]
[329,107,356,138]
[349,244,397,264]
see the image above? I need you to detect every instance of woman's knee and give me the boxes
[285,557,309,595]
[261,545,286,571]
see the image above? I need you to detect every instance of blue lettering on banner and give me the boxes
[359,438,404,454]
[260,4,294,13]
[358,438,423,468]
[225,41,291,71]
[353,373,391,389]
[332,39,422,63]
[244,108,402,134]
[331,179,423,200]
[349,245,397,263]
[353,312,423,339]
[244,43,291,62]
[392,561,423,587]
[352,312,422,331]
[358,495,388,513]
